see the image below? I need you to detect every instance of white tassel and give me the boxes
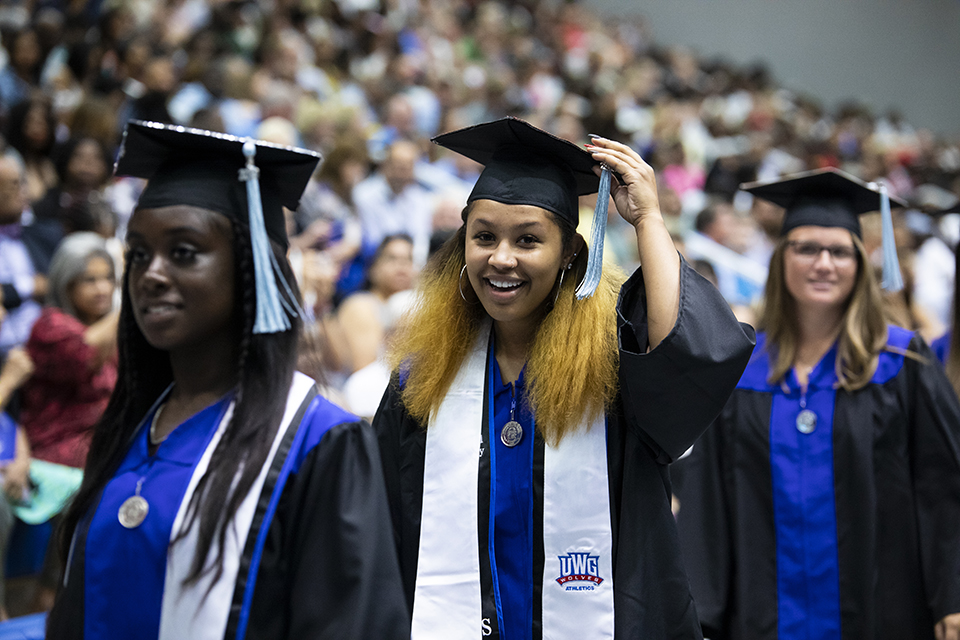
[878,180,904,292]
[575,165,612,300]
[240,141,290,333]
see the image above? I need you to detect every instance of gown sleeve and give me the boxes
[907,336,960,621]
[673,410,735,639]
[245,418,410,640]
[617,258,755,462]
[372,375,426,613]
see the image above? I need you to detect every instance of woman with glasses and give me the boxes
[675,168,960,640]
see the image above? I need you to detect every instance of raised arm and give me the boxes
[586,136,679,349]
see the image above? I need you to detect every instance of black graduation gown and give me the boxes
[675,329,960,640]
[47,391,409,640]
[373,262,756,639]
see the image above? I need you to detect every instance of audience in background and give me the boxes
[0,0,957,622]
[336,234,417,374]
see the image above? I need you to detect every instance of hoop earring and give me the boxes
[459,265,469,301]
[553,267,567,305]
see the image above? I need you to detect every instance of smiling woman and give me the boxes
[675,168,960,640]
[374,117,755,639]
[125,206,237,360]
[46,122,408,640]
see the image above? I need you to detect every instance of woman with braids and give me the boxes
[675,169,960,640]
[46,121,408,640]
[373,117,755,639]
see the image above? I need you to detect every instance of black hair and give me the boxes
[51,136,112,186]
[5,97,56,159]
[360,233,414,291]
[50,216,302,604]
[695,204,720,234]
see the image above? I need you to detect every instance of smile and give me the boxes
[141,303,181,317]
[487,279,523,291]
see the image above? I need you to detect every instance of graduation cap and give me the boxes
[911,183,960,215]
[741,167,908,291]
[115,120,322,334]
[432,117,614,299]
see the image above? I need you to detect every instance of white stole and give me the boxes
[413,330,615,639]
[158,372,316,640]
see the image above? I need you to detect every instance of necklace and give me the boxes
[118,477,149,529]
[119,405,167,529]
[148,403,168,446]
[501,384,523,447]
[796,389,817,434]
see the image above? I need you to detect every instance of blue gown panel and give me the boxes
[931,331,950,365]
[83,397,231,640]
[769,356,841,640]
[488,350,534,640]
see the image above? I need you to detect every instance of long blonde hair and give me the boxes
[387,220,624,446]
[759,232,888,391]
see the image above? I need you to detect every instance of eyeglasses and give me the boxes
[786,240,857,262]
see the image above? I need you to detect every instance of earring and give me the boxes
[459,265,469,301]
[553,268,567,305]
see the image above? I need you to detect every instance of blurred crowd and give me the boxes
[0,0,958,619]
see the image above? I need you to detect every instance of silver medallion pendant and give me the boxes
[796,409,817,434]
[501,421,523,447]
[118,495,149,529]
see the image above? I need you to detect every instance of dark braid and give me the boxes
[176,218,301,588]
[233,220,255,406]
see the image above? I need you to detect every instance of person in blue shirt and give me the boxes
[46,121,408,640]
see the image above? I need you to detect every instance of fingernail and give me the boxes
[588,133,603,139]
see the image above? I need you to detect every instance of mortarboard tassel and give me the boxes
[240,141,291,333]
[575,164,612,300]
[878,180,904,292]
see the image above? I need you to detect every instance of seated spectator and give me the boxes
[0,155,57,355]
[0,28,43,114]
[293,142,369,297]
[32,137,113,238]
[343,289,414,420]
[20,232,118,470]
[684,201,767,306]
[353,139,434,266]
[16,232,117,612]
[4,97,58,204]
[0,304,35,621]
[336,234,416,373]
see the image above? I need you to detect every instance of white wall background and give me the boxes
[588,0,960,137]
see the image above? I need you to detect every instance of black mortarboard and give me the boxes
[912,183,960,215]
[115,120,322,333]
[740,167,907,238]
[115,120,321,247]
[432,117,615,299]
[741,167,909,291]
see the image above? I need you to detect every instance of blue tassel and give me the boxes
[240,141,291,334]
[878,180,904,292]
[575,165,611,300]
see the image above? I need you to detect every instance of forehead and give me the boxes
[786,225,854,245]
[466,199,559,230]
[127,204,232,239]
